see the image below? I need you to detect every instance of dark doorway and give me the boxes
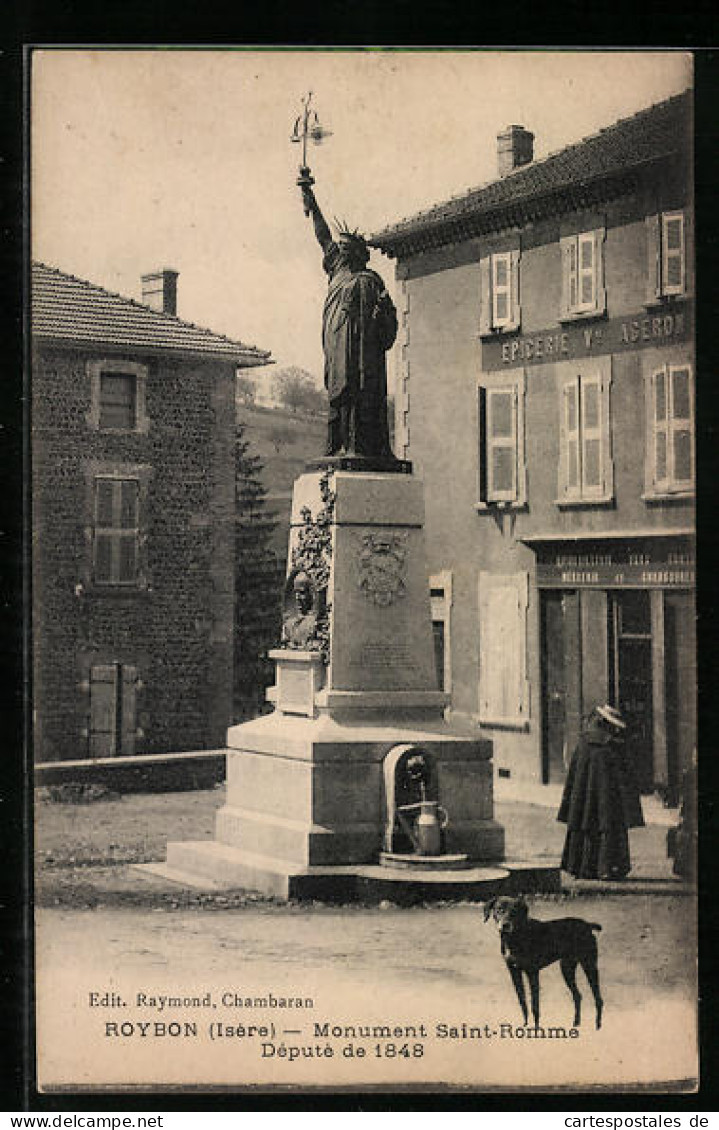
[664,591,696,800]
[609,591,653,792]
[541,591,567,784]
[432,620,445,692]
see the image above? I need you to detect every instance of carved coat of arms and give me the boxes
[357,532,408,607]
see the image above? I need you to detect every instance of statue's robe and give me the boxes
[322,242,398,457]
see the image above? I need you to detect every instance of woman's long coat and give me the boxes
[558,726,644,878]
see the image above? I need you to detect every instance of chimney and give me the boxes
[497,125,534,177]
[141,268,179,315]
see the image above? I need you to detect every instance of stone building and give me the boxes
[32,263,270,763]
[371,91,695,800]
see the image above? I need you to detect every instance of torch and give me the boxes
[290,91,332,214]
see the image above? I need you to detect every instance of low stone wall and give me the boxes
[34,750,226,794]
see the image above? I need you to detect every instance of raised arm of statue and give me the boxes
[298,169,333,253]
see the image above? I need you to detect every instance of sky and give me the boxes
[32,49,692,384]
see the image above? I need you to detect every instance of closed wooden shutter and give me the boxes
[478,256,492,335]
[507,249,521,331]
[120,665,138,755]
[646,214,662,302]
[478,572,529,727]
[89,665,119,757]
[662,212,686,296]
[651,365,670,490]
[559,236,575,319]
[487,386,517,501]
[560,377,581,499]
[580,373,603,497]
[668,365,694,490]
[592,228,607,314]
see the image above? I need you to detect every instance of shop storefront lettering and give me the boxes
[620,312,685,344]
[487,304,691,370]
[501,332,569,365]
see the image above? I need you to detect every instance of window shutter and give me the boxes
[516,371,527,506]
[89,665,118,757]
[120,666,138,755]
[487,387,517,501]
[507,249,521,331]
[646,214,662,302]
[478,572,529,726]
[668,365,694,489]
[560,377,581,498]
[479,256,492,335]
[593,228,607,314]
[559,236,575,319]
[578,233,595,310]
[600,364,614,500]
[662,212,686,296]
[651,365,670,490]
[580,373,604,498]
[477,385,488,502]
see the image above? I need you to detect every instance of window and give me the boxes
[88,663,139,757]
[644,363,694,496]
[478,572,529,728]
[646,211,687,301]
[479,250,520,334]
[94,477,139,584]
[477,374,527,507]
[557,359,613,504]
[99,372,137,429]
[429,571,452,695]
[662,213,686,294]
[87,360,149,432]
[560,229,606,318]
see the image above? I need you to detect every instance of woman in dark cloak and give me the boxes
[299,174,397,458]
[558,703,644,880]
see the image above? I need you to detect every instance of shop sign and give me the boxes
[536,545,695,589]
[482,303,692,371]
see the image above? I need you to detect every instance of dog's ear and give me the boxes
[482,897,497,922]
[516,895,529,920]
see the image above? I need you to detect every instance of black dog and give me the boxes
[483,895,603,1029]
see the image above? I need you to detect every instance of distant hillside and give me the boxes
[236,403,327,559]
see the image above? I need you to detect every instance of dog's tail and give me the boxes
[590,923,602,932]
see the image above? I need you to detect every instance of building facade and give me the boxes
[372,92,695,799]
[32,263,270,763]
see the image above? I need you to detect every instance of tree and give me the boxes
[236,373,257,406]
[233,422,284,721]
[272,366,327,416]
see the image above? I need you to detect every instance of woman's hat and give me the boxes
[596,703,627,730]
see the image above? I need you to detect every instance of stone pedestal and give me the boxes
[159,470,511,900]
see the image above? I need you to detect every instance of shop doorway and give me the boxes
[609,592,654,792]
[541,591,568,784]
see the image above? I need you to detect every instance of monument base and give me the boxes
[143,467,562,903]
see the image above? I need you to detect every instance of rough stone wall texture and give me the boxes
[32,345,235,762]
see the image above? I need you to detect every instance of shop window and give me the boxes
[93,477,140,584]
[479,250,521,334]
[477,373,527,507]
[88,663,139,757]
[87,360,150,432]
[560,229,606,319]
[644,363,694,497]
[478,571,529,728]
[557,359,613,505]
[646,211,687,301]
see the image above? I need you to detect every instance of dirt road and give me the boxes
[35,893,697,1092]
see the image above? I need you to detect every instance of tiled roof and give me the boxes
[32,262,271,365]
[371,90,692,257]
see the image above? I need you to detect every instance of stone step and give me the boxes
[135,842,560,903]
